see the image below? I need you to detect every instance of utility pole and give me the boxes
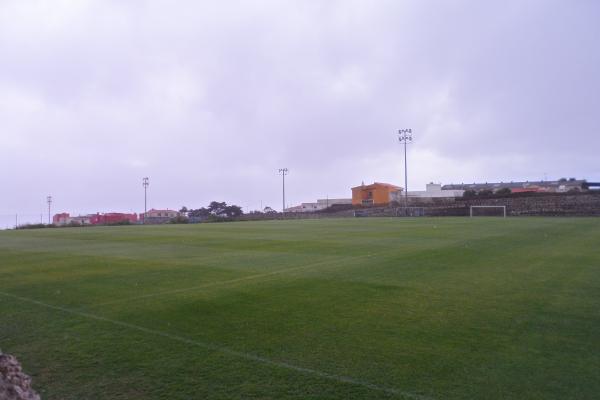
[142,177,149,224]
[46,195,53,224]
[278,168,289,215]
[398,129,413,209]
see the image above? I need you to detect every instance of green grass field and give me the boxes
[1,218,599,399]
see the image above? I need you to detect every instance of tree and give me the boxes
[495,188,512,196]
[188,207,210,217]
[208,201,227,216]
[263,206,276,214]
[170,215,189,224]
[463,189,477,198]
[188,202,243,220]
[478,189,494,197]
[223,205,243,218]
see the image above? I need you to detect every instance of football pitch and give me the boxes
[1,218,599,399]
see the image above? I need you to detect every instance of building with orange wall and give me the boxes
[351,182,403,206]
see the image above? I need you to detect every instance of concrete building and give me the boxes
[284,205,305,213]
[285,198,352,213]
[52,213,93,226]
[407,183,464,198]
[317,198,352,208]
[351,182,402,206]
[142,209,180,224]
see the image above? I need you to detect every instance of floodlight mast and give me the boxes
[46,195,52,224]
[142,177,149,224]
[278,168,289,215]
[398,129,413,208]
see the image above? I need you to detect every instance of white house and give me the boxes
[406,183,464,198]
[285,198,353,213]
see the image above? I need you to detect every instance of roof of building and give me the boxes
[442,179,587,191]
[351,182,402,190]
[102,212,137,216]
[284,205,303,212]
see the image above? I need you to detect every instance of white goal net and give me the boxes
[470,206,506,217]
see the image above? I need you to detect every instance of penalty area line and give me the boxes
[0,291,431,400]
[88,254,376,309]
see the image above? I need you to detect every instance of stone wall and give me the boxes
[458,193,600,216]
[351,193,600,217]
[225,193,600,221]
[0,352,40,400]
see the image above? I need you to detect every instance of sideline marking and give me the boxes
[0,290,431,400]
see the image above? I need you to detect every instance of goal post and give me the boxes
[470,205,506,217]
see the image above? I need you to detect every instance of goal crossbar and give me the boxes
[469,205,506,217]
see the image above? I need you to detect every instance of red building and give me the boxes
[53,213,70,225]
[52,212,138,226]
[89,213,138,225]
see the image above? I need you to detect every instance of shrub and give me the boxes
[495,188,512,196]
[17,223,55,229]
[463,190,477,198]
[106,220,132,226]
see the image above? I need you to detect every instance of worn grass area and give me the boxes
[1,218,599,399]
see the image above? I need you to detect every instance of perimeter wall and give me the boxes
[355,192,600,217]
[235,193,600,220]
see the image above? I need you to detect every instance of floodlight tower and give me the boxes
[46,195,53,224]
[142,177,149,224]
[398,129,413,208]
[278,168,289,214]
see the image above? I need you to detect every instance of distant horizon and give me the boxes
[3,174,599,229]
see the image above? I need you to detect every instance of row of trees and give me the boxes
[180,203,282,221]
[177,202,285,223]
[463,187,581,198]
[463,188,512,198]
[180,201,243,221]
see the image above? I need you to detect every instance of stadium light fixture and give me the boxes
[46,195,52,225]
[142,177,149,224]
[278,168,289,215]
[398,129,413,208]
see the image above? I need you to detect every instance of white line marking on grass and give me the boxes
[0,291,431,400]
[88,255,367,309]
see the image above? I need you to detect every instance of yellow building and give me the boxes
[351,182,402,206]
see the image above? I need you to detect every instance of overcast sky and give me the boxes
[1,0,599,224]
